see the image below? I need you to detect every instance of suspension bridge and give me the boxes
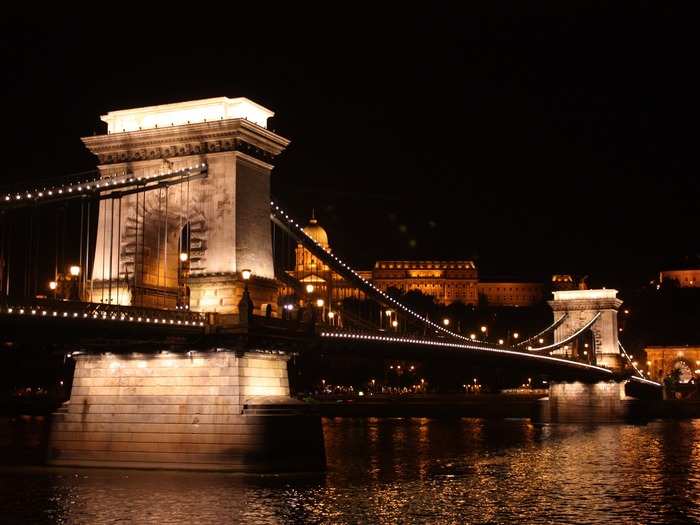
[0,97,658,471]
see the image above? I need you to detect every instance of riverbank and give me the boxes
[308,393,546,418]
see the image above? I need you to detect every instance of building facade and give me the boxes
[645,346,700,383]
[285,215,544,307]
[477,281,544,307]
[660,269,700,288]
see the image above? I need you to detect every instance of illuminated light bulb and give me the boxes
[49,281,58,291]
[179,252,188,262]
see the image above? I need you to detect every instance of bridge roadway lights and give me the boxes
[537,380,634,423]
[47,350,325,472]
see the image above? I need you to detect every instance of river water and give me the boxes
[2,417,700,524]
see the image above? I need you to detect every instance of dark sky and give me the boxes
[2,5,698,288]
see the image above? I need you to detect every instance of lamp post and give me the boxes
[238,269,253,323]
[316,298,325,322]
[69,265,81,300]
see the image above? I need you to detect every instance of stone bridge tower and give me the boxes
[549,289,623,371]
[82,97,289,318]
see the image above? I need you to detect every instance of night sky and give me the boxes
[2,5,697,288]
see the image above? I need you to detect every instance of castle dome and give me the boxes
[303,216,329,248]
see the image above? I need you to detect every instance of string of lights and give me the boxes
[618,341,650,380]
[513,313,568,348]
[320,330,614,375]
[0,304,206,327]
[0,164,208,207]
[524,313,601,353]
[270,200,495,345]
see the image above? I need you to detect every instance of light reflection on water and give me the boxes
[2,418,700,524]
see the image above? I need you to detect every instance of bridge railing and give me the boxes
[0,298,207,328]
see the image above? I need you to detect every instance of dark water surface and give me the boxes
[2,417,700,524]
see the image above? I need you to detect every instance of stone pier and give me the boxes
[48,351,325,472]
[538,381,633,423]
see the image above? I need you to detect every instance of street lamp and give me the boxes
[69,265,81,277]
[480,325,487,333]
[470,333,476,340]
[316,298,324,308]
[392,319,398,330]
[238,269,253,321]
[305,283,314,294]
[49,281,57,291]
[179,252,188,262]
[513,332,519,339]
[443,318,450,326]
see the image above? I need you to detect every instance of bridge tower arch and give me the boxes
[548,289,623,371]
[82,97,289,318]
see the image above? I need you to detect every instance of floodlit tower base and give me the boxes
[537,380,634,423]
[48,351,325,472]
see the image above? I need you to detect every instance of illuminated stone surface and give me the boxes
[539,381,630,423]
[48,352,325,471]
[82,97,289,314]
[549,288,623,371]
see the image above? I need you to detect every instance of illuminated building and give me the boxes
[476,281,544,307]
[659,269,700,288]
[645,346,700,382]
[551,274,576,291]
[287,214,544,307]
[289,214,370,305]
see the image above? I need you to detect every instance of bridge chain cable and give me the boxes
[0,164,208,209]
[270,200,481,344]
[513,313,569,348]
[523,312,601,353]
[320,331,614,375]
[270,200,601,362]
[617,341,652,381]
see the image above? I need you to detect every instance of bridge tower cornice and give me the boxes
[82,118,290,166]
[548,297,623,311]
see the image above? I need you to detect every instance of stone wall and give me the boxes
[48,351,324,471]
[540,381,630,423]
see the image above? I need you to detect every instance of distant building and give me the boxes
[477,281,544,307]
[551,274,576,291]
[659,269,700,288]
[372,260,479,305]
[645,346,700,383]
[284,215,545,307]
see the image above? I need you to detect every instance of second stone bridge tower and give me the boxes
[82,97,289,319]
